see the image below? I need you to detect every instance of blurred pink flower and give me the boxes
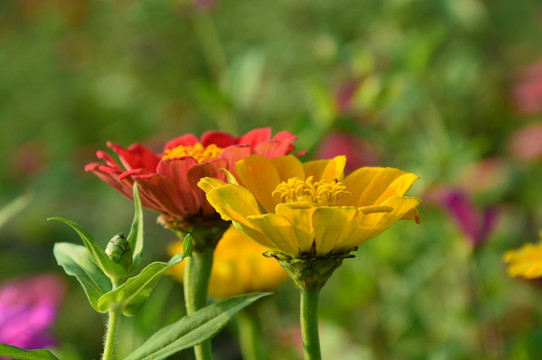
[512,60,542,114]
[439,188,499,247]
[508,122,542,160]
[0,274,65,352]
[315,132,378,174]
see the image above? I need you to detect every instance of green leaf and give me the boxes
[183,233,193,258]
[53,242,112,311]
[127,184,144,273]
[97,254,185,316]
[0,344,59,360]
[48,217,127,279]
[125,292,271,360]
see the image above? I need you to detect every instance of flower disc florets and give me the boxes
[272,176,351,206]
[162,143,223,163]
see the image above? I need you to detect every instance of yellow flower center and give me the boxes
[162,143,223,163]
[272,176,351,206]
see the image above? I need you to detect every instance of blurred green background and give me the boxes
[2,0,542,359]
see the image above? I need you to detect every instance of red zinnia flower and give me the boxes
[85,128,298,228]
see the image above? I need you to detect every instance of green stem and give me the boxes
[184,246,215,360]
[237,306,264,360]
[102,279,122,360]
[300,288,322,360]
[102,309,121,360]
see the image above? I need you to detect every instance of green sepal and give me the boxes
[0,343,60,360]
[53,242,112,311]
[126,184,144,274]
[97,254,185,316]
[124,292,271,360]
[183,233,193,258]
[48,217,127,279]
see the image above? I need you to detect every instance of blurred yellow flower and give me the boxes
[504,241,542,279]
[198,154,421,258]
[168,226,287,298]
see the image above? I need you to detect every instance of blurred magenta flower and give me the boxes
[315,132,378,174]
[508,122,542,161]
[512,60,542,114]
[85,128,298,229]
[0,274,65,351]
[440,189,499,247]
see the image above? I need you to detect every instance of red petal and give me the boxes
[219,145,251,175]
[201,131,236,147]
[271,131,297,155]
[157,157,201,216]
[163,134,200,151]
[107,142,160,171]
[253,141,280,159]
[131,173,189,219]
[187,159,228,216]
[96,150,123,169]
[86,164,134,200]
[237,128,271,148]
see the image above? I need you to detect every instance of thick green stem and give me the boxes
[184,246,215,360]
[300,288,322,360]
[237,306,264,360]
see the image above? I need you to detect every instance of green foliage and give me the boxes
[125,292,271,360]
[97,254,185,316]
[0,344,59,360]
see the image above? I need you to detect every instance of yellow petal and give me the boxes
[270,155,305,182]
[504,242,542,279]
[303,156,346,182]
[206,184,261,221]
[340,196,421,249]
[247,213,299,256]
[236,155,281,213]
[275,203,316,253]
[198,177,228,193]
[342,167,418,206]
[312,206,359,255]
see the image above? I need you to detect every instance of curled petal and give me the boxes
[188,159,229,216]
[107,141,160,171]
[198,177,228,193]
[343,167,418,207]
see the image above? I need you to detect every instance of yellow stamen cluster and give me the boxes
[162,143,223,163]
[272,176,351,206]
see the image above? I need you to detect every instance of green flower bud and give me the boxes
[106,233,132,270]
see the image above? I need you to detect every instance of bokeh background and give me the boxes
[2,0,542,359]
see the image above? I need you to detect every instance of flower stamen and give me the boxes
[162,143,223,163]
[272,176,351,206]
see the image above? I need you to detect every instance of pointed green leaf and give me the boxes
[127,185,144,273]
[53,243,112,311]
[125,292,271,360]
[48,217,127,279]
[183,233,193,258]
[97,254,185,316]
[0,343,59,360]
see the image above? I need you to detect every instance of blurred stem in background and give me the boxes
[191,11,238,134]
[467,247,504,359]
[237,304,266,360]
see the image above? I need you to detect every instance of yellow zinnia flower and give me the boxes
[504,240,542,279]
[168,226,287,299]
[198,154,421,258]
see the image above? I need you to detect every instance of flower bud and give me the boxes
[105,233,132,270]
